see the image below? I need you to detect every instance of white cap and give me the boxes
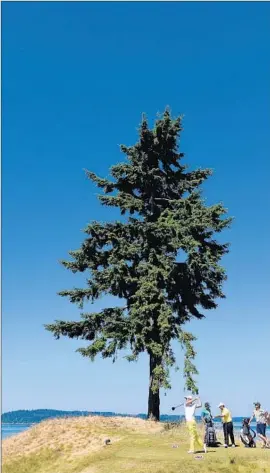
[218,402,225,408]
[185,395,193,400]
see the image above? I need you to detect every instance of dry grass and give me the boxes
[3,415,161,460]
[2,416,270,473]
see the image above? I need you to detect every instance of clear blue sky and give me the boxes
[2,2,270,416]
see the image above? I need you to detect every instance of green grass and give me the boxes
[2,419,270,473]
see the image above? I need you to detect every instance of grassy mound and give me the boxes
[2,416,270,473]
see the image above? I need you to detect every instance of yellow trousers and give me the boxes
[186,420,203,452]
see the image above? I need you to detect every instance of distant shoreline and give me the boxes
[2,423,36,425]
[1,410,260,427]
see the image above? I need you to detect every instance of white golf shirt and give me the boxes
[185,403,197,422]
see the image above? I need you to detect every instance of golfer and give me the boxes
[214,402,236,448]
[184,395,207,454]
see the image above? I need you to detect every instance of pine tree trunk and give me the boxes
[147,353,160,421]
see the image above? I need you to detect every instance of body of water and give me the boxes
[2,424,32,440]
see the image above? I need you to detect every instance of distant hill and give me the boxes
[1,409,183,424]
[2,409,113,424]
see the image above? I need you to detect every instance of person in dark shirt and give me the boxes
[201,402,212,425]
[201,402,218,447]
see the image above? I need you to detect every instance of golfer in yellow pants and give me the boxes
[187,419,204,452]
[184,396,206,454]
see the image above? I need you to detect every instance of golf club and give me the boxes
[171,395,200,411]
[171,402,184,411]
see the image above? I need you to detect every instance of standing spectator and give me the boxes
[201,402,218,447]
[249,402,270,448]
[201,402,212,424]
[214,402,236,448]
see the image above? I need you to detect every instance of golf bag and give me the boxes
[240,419,256,448]
[204,419,219,447]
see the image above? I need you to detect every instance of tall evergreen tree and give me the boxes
[45,110,231,421]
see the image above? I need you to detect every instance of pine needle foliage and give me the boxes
[45,109,232,420]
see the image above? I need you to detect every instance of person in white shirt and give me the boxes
[184,395,207,454]
[249,402,270,448]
